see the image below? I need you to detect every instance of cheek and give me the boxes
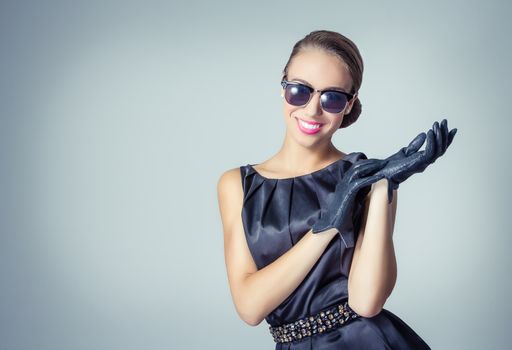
[283,103,293,115]
[282,104,298,122]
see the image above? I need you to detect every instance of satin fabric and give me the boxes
[240,151,431,349]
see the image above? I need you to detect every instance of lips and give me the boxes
[295,117,324,135]
[296,117,324,126]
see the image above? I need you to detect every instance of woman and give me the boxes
[217,30,456,349]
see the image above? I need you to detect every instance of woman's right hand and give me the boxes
[311,158,388,237]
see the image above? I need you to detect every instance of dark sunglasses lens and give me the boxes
[284,84,311,106]
[321,92,348,113]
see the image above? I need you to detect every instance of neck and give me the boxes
[274,132,343,172]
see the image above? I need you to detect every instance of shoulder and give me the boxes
[217,167,243,193]
[217,167,246,241]
[217,167,245,210]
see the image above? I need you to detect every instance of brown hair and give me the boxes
[282,30,364,128]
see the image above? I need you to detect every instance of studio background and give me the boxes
[1,0,510,349]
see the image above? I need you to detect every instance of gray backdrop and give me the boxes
[1,0,510,349]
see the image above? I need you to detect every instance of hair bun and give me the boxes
[339,98,362,128]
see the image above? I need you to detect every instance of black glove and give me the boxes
[374,118,458,204]
[311,158,388,242]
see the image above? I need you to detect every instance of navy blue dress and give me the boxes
[239,151,431,349]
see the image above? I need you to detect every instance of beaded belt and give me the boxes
[268,300,360,344]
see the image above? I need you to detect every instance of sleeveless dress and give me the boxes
[239,151,431,350]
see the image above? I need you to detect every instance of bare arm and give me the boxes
[348,178,398,317]
[217,168,338,326]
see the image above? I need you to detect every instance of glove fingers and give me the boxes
[405,132,426,156]
[354,159,388,178]
[351,159,381,173]
[447,128,457,147]
[434,121,443,160]
[440,119,448,153]
[424,129,437,164]
[386,147,407,162]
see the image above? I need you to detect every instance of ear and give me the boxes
[344,93,358,115]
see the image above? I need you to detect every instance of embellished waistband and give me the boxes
[268,300,360,343]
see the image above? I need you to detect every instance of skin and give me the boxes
[217,47,398,326]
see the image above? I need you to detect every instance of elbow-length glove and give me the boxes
[311,158,388,239]
[374,119,458,204]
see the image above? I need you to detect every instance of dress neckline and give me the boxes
[247,152,353,181]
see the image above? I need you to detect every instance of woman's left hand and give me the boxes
[374,118,458,204]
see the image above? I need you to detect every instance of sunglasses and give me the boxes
[280,77,355,114]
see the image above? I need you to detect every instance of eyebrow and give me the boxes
[287,77,349,93]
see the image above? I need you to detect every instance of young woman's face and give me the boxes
[281,48,357,145]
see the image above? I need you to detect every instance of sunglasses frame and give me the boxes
[280,77,355,114]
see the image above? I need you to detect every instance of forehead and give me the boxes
[287,48,352,91]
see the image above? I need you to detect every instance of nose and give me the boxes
[303,91,322,117]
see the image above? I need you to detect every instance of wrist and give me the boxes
[372,178,389,192]
[371,180,395,204]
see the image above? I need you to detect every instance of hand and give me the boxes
[312,158,388,240]
[374,118,458,204]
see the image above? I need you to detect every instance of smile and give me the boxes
[295,117,324,134]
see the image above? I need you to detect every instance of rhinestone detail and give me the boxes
[268,300,360,344]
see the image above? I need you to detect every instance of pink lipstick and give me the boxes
[296,117,324,135]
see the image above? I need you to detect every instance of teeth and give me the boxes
[299,119,321,130]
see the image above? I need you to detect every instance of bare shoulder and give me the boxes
[217,167,243,204]
[217,167,245,233]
